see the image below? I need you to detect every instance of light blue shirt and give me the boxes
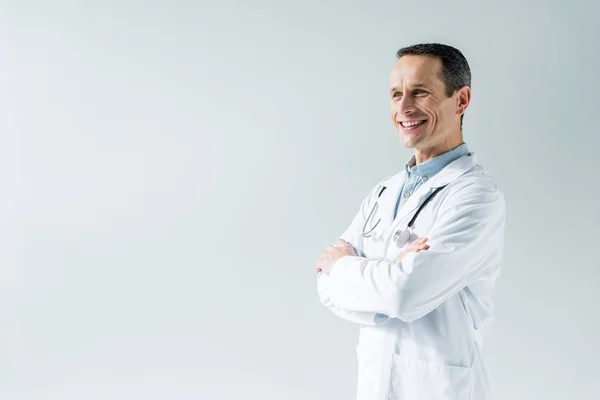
[393,142,470,219]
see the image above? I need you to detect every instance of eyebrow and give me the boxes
[390,83,428,93]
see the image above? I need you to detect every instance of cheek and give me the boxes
[390,104,399,122]
[421,100,442,123]
[438,103,456,124]
[417,103,434,124]
[440,98,457,116]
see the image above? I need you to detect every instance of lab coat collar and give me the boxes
[424,151,477,188]
[378,152,477,228]
[405,142,470,181]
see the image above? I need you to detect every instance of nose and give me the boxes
[397,95,416,116]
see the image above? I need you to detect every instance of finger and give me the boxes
[405,238,426,250]
[415,244,430,252]
[336,238,348,247]
[327,244,345,253]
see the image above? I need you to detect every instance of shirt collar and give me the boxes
[404,142,470,180]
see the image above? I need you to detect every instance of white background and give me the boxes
[2,1,599,399]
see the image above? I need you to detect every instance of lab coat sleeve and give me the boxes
[317,271,386,325]
[326,183,505,322]
[316,179,389,326]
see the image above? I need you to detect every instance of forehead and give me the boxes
[390,55,444,87]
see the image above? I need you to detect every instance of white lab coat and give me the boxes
[317,153,505,400]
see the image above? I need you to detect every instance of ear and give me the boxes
[456,86,471,116]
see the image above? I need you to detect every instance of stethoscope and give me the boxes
[362,184,448,247]
[361,186,387,238]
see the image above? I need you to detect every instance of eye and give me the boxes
[392,91,402,99]
[415,89,428,96]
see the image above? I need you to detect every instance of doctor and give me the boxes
[316,43,505,400]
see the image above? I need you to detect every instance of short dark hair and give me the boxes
[396,43,471,128]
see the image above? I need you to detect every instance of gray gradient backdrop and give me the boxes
[3,1,599,399]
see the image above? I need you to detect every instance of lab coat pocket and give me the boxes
[389,357,472,400]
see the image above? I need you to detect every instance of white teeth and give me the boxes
[401,120,425,127]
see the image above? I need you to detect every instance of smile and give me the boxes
[399,120,427,130]
[400,120,427,127]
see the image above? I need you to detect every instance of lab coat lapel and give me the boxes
[374,171,406,230]
[389,153,478,228]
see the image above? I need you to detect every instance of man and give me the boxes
[316,43,505,400]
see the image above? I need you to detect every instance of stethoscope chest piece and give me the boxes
[393,229,411,248]
[392,184,449,248]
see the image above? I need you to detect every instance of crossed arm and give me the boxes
[315,184,505,325]
[316,237,429,275]
[315,238,429,325]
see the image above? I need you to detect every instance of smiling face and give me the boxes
[390,55,470,162]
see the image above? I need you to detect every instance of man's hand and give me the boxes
[394,237,430,261]
[316,238,357,276]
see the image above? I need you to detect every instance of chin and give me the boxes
[398,131,424,149]
[399,140,416,149]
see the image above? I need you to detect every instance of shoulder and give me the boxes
[443,163,505,212]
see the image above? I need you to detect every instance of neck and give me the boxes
[414,132,463,165]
